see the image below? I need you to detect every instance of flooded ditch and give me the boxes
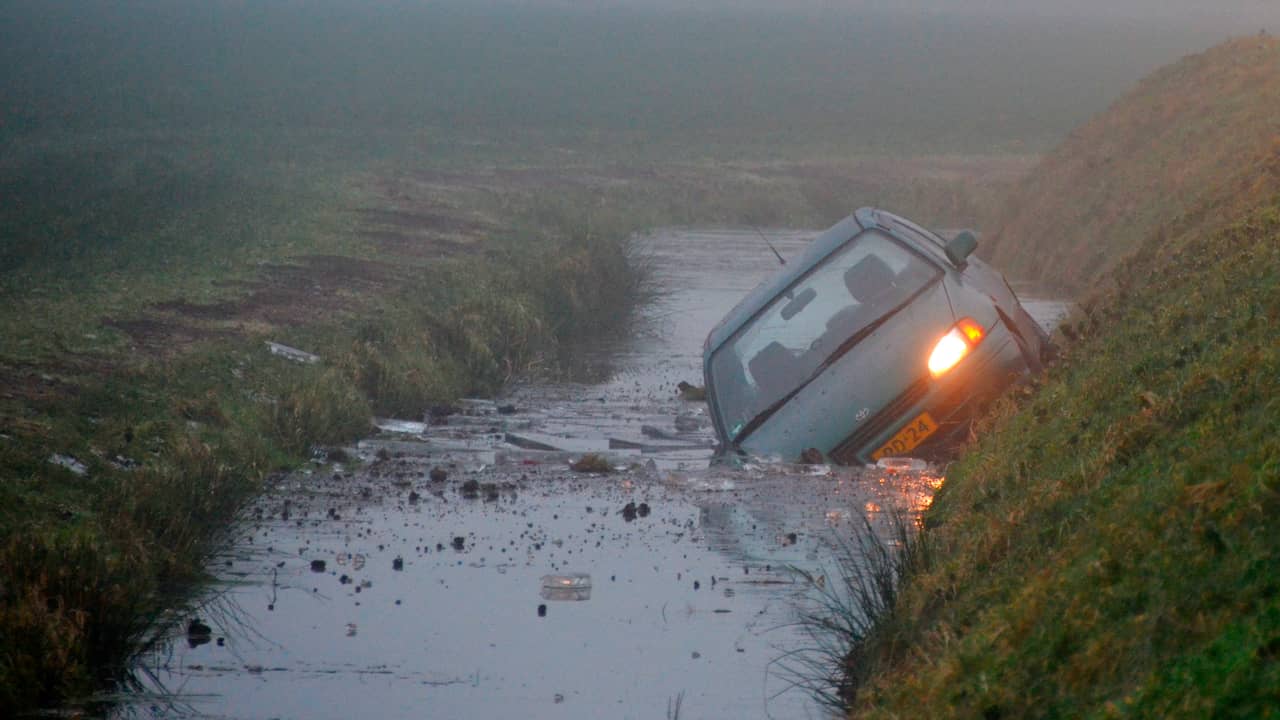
[111,229,1067,720]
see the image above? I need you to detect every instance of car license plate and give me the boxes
[870,412,939,461]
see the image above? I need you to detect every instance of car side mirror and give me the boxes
[945,230,978,268]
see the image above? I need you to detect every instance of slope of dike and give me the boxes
[983,35,1280,294]
[847,39,1280,718]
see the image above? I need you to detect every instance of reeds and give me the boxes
[773,510,929,714]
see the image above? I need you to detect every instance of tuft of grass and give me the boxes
[666,690,685,720]
[267,366,372,456]
[775,512,928,713]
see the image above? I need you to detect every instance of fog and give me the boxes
[2,0,1276,152]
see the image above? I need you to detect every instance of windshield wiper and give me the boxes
[731,302,908,445]
[812,300,907,374]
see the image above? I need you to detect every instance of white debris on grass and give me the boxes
[48,453,88,476]
[266,341,321,364]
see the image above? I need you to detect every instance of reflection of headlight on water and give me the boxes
[863,473,945,515]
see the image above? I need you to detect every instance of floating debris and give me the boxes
[540,573,591,600]
[620,501,652,521]
[673,414,705,432]
[607,437,710,453]
[570,454,613,474]
[359,437,492,457]
[799,447,825,465]
[374,418,428,435]
[541,573,592,589]
[876,457,929,473]
[640,424,681,441]
[458,398,497,415]
[506,431,609,453]
[681,476,737,492]
[676,381,706,401]
[541,587,591,602]
[186,618,213,648]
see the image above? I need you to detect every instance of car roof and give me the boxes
[704,207,939,355]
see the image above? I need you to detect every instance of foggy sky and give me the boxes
[2,0,1276,149]
[475,0,1280,23]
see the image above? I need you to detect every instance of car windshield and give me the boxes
[710,229,940,442]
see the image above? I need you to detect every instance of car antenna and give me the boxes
[752,225,786,266]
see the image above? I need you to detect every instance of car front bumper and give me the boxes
[828,329,1028,465]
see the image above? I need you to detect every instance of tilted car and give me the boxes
[703,207,1051,465]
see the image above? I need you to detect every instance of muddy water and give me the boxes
[113,230,1066,720]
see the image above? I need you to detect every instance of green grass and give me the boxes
[847,201,1280,719]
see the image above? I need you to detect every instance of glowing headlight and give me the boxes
[927,318,986,377]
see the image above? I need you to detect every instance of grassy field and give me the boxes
[840,38,1280,718]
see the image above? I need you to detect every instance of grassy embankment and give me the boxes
[842,36,1280,717]
[0,125,1023,713]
